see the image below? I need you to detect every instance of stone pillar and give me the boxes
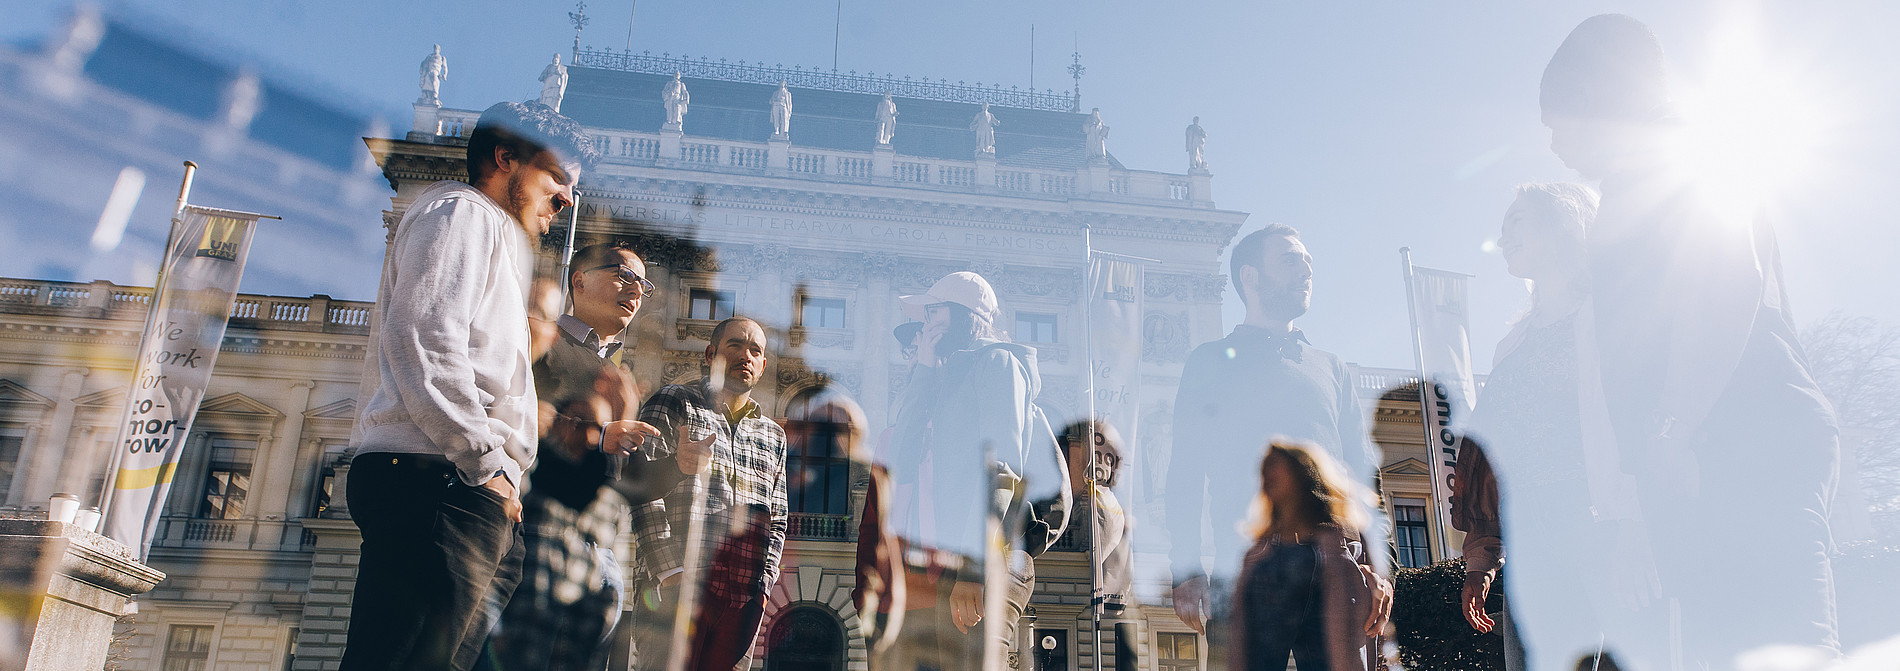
[0,519,164,671]
[871,145,895,181]
[290,518,362,670]
[767,137,791,171]
[975,155,997,190]
[22,368,90,507]
[306,295,331,326]
[1188,167,1213,203]
[257,382,315,540]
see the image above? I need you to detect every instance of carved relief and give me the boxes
[1143,272,1227,303]
[1142,310,1191,363]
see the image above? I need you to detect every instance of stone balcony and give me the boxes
[0,278,372,336]
[416,106,1211,207]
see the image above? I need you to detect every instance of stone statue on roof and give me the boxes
[662,71,690,131]
[538,54,568,111]
[418,44,447,104]
[971,103,1000,156]
[875,93,899,146]
[1187,116,1208,170]
[1084,107,1111,161]
[770,81,792,139]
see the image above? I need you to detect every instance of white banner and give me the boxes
[1086,254,1142,607]
[1406,262,1475,559]
[102,205,264,557]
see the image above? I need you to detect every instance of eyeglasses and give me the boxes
[587,263,657,297]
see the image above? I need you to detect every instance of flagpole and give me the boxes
[1082,223,1103,671]
[1399,247,1453,559]
[559,190,581,314]
[98,161,196,523]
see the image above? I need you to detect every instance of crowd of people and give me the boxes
[334,13,1844,671]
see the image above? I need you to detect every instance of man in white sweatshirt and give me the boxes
[342,101,598,671]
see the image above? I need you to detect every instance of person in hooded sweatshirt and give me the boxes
[885,271,1069,671]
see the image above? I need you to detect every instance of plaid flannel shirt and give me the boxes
[630,382,788,602]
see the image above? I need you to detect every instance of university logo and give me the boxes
[195,214,248,261]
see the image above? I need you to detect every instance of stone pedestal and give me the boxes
[871,145,895,181]
[0,519,165,671]
[1086,162,1111,195]
[658,129,683,163]
[768,137,791,171]
[411,102,440,137]
[1188,167,1213,203]
[975,153,997,188]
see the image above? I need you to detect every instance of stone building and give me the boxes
[0,37,1460,671]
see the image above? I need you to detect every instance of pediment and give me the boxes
[73,387,128,408]
[1382,458,1431,476]
[198,393,282,419]
[0,380,55,410]
[304,398,356,420]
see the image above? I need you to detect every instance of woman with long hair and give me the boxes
[1231,440,1387,671]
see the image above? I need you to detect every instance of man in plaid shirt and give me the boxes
[628,316,788,671]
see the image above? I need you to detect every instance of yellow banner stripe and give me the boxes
[114,462,179,490]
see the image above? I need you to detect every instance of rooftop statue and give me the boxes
[538,54,568,112]
[662,71,690,131]
[418,44,447,104]
[770,81,792,139]
[875,92,899,145]
[1084,107,1111,161]
[970,103,1000,156]
[1187,116,1208,171]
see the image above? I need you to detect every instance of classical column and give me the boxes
[256,382,315,538]
[22,368,90,506]
[862,254,898,427]
[4,424,44,505]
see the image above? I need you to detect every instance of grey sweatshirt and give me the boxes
[357,180,537,486]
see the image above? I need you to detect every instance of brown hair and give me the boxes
[1241,439,1370,541]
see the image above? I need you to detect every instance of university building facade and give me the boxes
[0,44,1448,671]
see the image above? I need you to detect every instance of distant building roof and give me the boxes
[78,18,382,171]
[562,65,1120,169]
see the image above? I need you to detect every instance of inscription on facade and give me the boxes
[582,200,1074,255]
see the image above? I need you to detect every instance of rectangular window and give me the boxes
[786,421,850,515]
[1016,312,1058,344]
[1393,500,1432,568]
[311,442,349,517]
[799,297,847,329]
[162,624,214,671]
[1156,631,1199,671]
[199,437,255,520]
[688,288,735,321]
[0,429,23,504]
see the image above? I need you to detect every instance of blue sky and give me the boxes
[4,0,1895,371]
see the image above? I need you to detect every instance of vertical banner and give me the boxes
[1402,256,1476,559]
[102,205,266,557]
[1086,253,1142,610]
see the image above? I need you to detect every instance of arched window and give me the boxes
[764,604,844,671]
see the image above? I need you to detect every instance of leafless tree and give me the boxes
[1802,311,1900,539]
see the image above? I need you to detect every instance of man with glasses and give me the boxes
[486,241,703,670]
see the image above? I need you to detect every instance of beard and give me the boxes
[1260,289,1311,322]
[504,173,545,236]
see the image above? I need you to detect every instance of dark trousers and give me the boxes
[341,453,523,671]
